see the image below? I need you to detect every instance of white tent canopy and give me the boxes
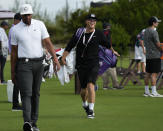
[92,0,115,2]
[0,10,15,19]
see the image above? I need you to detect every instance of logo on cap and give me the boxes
[24,7,28,11]
[20,4,33,15]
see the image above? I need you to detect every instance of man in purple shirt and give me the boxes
[8,13,22,54]
[8,13,22,111]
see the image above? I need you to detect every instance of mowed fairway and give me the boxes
[0,61,163,131]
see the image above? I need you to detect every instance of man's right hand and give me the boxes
[61,57,67,65]
[11,72,16,84]
[143,49,146,54]
[113,51,120,57]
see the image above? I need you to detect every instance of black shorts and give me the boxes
[77,65,99,88]
[146,58,161,73]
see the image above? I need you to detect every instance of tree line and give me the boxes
[10,0,163,55]
[53,0,163,55]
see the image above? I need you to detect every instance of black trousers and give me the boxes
[12,63,20,107]
[12,83,20,106]
[17,59,44,124]
[0,55,7,82]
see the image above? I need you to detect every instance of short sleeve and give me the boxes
[10,27,18,46]
[153,31,160,44]
[0,29,4,41]
[0,31,2,41]
[40,21,50,40]
[140,33,144,40]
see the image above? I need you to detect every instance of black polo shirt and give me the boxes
[65,28,110,69]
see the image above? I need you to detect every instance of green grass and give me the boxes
[0,61,163,131]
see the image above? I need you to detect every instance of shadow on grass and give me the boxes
[0,100,10,104]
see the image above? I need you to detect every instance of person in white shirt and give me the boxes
[134,29,146,76]
[11,4,60,131]
[0,21,9,84]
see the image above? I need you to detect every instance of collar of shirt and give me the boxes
[20,19,34,27]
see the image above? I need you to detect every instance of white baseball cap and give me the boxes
[20,4,33,15]
[153,16,161,22]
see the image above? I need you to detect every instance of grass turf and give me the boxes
[0,61,163,131]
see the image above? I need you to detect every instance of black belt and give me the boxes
[18,56,45,62]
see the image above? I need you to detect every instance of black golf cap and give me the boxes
[14,13,22,20]
[1,21,9,26]
[103,22,111,29]
[86,14,97,21]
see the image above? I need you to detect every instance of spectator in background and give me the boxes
[135,29,146,77]
[11,4,60,131]
[8,13,22,111]
[0,21,9,84]
[101,22,123,90]
[144,16,163,97]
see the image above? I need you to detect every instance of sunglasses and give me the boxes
[87,19,96,22]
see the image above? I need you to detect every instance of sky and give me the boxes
[0,0,93,18]
[0,0,113,18]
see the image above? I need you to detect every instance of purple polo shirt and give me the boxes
[8,24,14,54]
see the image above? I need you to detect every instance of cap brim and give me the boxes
[158,20,162,22]
[86,18,97,21]
[20,12,33,15]
[4,24,9,26]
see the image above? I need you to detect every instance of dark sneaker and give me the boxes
[133,80,138,85]
[87,109,95,119]
[1,81,7,85]
[33,127,40,131]
[23,122,33,131]
[136,72,141,75]
[32,123,40,131]
[83,106,89,115]
[12,105,22,111]
[113,86,124,89]
[140,72,145,79]
[103,86,108,90]
[103,86,113,90]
